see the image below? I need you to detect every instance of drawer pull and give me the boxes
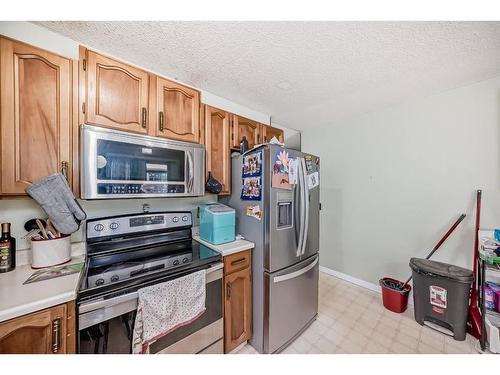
[231,257,246,266]
[226,283,231,299]
[52,317,62,353]
[159,111,164,131]
[61,161,69,180]
[141,107,147,128]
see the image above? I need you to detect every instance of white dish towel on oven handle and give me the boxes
[132,269,206,354]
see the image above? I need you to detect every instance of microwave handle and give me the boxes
[187,151,194,193]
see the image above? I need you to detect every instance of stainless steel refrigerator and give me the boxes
[221,145,320,353]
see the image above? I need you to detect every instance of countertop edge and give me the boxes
[192,234,254,257]
[0,290,77,323]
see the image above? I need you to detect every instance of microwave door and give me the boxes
[81,125,205,199]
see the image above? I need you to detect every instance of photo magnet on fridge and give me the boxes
[242,150,262,177]
[241,176,262,200]
[272,149,292,190]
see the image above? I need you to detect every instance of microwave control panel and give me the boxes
[97,183,185,195]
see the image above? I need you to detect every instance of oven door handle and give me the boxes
[79,262,223,314]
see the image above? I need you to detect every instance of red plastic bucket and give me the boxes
[379,277,411,313]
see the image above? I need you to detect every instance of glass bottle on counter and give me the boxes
[0,223,16,273]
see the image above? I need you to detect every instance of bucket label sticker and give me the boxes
[430,285,447,308]
[432,306,445,315]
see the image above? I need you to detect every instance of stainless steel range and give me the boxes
[77,211,223,354]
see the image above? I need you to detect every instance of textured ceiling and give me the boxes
[35,21,500,130]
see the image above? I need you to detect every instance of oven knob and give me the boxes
[110,222,119,230]
[94,224,104,232]
[173,260,180,266]
[110,275,119,282]
[95,278,105,286]
[182,216,188,222]
[172,217,179,223]
[182,257,189,264]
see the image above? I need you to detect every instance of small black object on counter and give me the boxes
[0,223,16,273]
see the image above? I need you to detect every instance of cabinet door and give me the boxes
[0,38,72,194]
[232,115,260,149]
[156,77,200,143]
[205,105,231,195]
[85,50,150,134]
[0,304,67,354]
[262,125,284,143]
[224,267,252,353]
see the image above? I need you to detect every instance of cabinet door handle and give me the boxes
[231,257,246,266]
[61,161,69,180]
[141,107,147,128]
[226,283,231,299]
[52,317,62,353]
[159,111,164,131]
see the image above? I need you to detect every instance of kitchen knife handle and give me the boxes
[141,107,147,128]
[52,317,62,353]
[159,111,164,131]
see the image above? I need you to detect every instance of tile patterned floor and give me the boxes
[236,271,480,354]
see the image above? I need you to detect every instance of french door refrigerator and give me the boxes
[221,145,320,353]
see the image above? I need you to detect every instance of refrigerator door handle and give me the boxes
[273,257,318,283]
[300,158,310,256]
[295,158,306,257]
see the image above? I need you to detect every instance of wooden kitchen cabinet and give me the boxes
[0,37,74,195]
[231,115,261,149]
[0,301,75,354]
[204,105,231,195]
[83,49,151,134]
[261,124,284,143]
[156,77,200,143]
[223,250,252,353]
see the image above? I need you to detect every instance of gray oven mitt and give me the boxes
[26,173,87,235]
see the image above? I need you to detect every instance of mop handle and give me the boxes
[402,213,467,286]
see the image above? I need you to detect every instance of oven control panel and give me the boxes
[87,212,193,240]
[97,183,185,195]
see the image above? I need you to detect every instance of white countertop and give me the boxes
[192,227,254,257]
[0,256,84,323]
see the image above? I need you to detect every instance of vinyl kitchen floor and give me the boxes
[235,271,480,354]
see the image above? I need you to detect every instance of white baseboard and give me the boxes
[319,265,414,306]
[319,266,381,293]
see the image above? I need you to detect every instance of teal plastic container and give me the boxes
[200,204,236,245]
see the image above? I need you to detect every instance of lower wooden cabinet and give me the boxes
[0,301,75,354]
[223,250,252,353]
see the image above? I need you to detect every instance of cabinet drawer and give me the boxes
[224,250,251,275]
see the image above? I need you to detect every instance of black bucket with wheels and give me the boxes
[409,258,473,341]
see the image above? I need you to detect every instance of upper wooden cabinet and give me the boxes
[0,37,73,195]
[156,77,200,143]
[231,115,261,149]
[262,125,284,143]
[0,301,75,354]
[204,105,231,195]
[83,50,151,134]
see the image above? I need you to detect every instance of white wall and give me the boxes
[302,75,500,286]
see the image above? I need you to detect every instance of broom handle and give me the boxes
[402,213,467,286]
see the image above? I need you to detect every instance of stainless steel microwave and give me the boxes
[80,125,205,199]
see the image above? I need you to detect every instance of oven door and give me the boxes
[77,263,223,354]
[81,124,204,199]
